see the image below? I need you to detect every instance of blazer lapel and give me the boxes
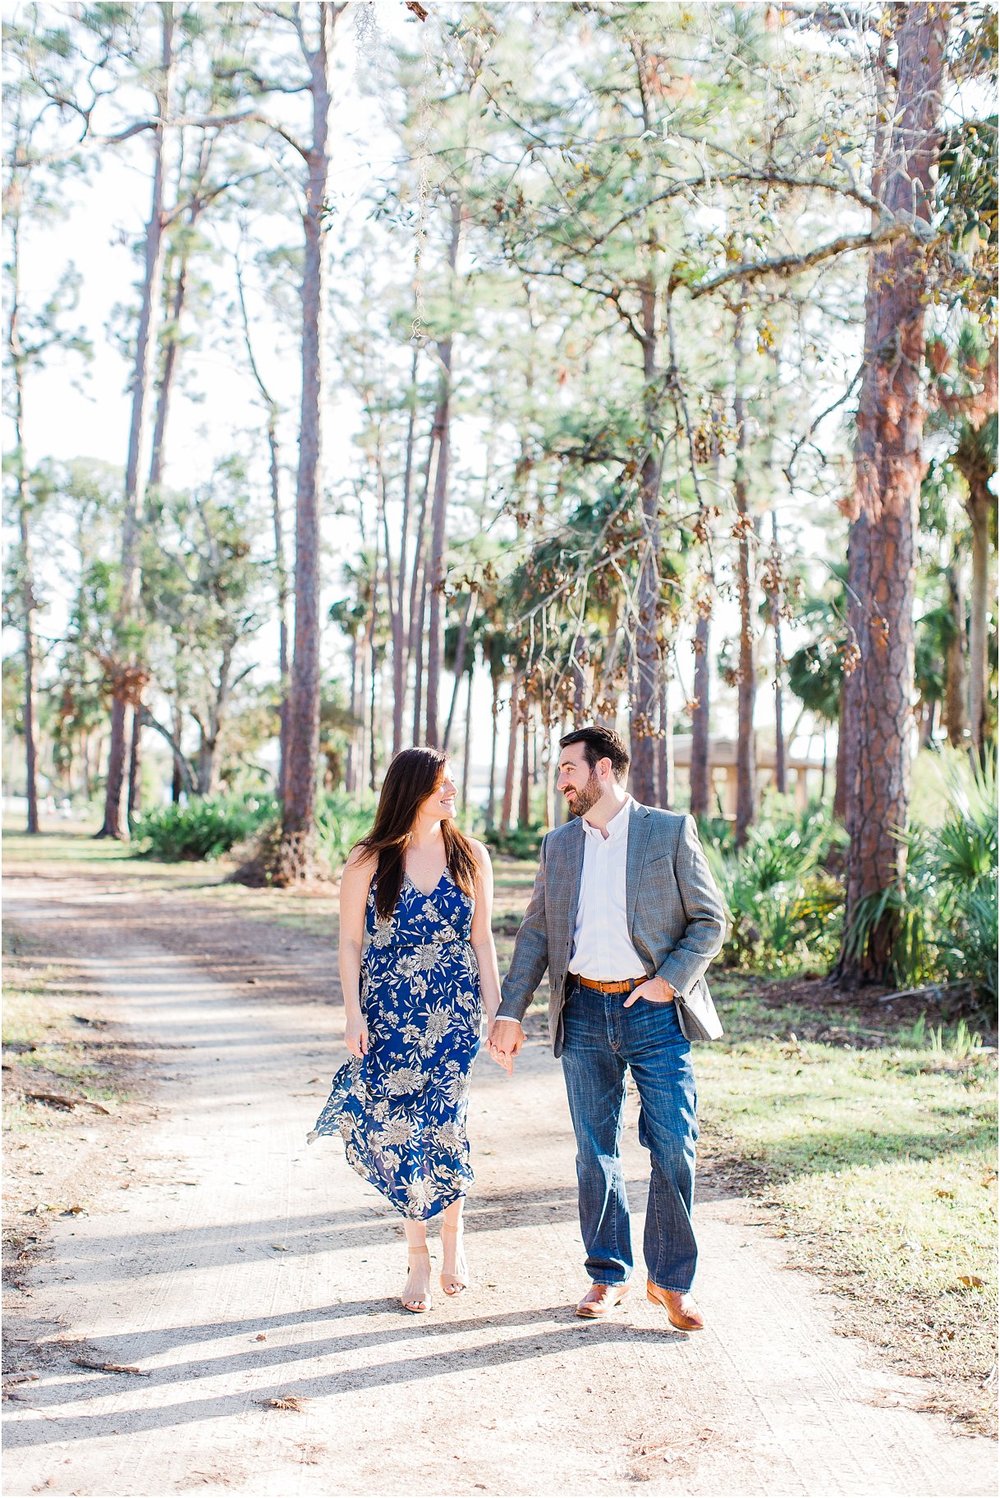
[562,818,585,941]
[626,802,652,930]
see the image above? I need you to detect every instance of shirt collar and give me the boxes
[582,795,633,841]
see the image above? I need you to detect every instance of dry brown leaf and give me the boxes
[259,1394,309,1412]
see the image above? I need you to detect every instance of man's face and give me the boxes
[557,742,605,818]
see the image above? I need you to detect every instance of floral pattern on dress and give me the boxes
[309,869,481,1220]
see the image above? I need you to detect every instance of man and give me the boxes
[489,725,727,1330]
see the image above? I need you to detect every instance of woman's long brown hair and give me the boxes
[354,747,479,919]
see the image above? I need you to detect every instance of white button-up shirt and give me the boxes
[568,797,646,981]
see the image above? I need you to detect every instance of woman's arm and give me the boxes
[338,849,375,1058]
[469,839,504,1028]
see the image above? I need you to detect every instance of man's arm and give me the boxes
[494,832,551,1026]
[656,816,727,998]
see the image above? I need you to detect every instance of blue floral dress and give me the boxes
[309,869,482,1220]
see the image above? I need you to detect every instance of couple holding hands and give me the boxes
[310,725,727,1326]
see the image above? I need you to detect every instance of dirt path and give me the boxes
[3,864,996,1498]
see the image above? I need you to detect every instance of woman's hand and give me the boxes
[345,1016,369,1058]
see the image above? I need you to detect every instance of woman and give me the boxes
[309,747,505,1313]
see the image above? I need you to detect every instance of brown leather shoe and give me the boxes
[575,1281,630,1318]
[646,1281,704,1331]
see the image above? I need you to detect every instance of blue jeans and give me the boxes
[560,979,698,1292]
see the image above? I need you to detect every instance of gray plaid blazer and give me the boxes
[496,804,727,1054]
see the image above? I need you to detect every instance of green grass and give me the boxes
[699,980,997,1431]
[2,963,125,1112]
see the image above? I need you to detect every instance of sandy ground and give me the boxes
[2,862,997,1498]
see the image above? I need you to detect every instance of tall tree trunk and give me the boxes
[630,267,663,805]
[279,4,338,879]
[461,665,474,813]
[171,695,184,803]
[838,6,947,981]
[965,480,991,756]
[518,705,531,827]
[8,209,39,834]
[833,672,850,822]
[127,709,143,821]
[393,343,419,757]
[443,592,475,752]
[425,197,462,749]
[769,510,786,795]
[944,556,968,747]
[99,5,175,840]
[236,255,289,799]
[486,672,500,827]
[500,676,521,836]
[689,606,711,817]
[733,310,756,847]
[409,427,437,744]
[659,675,674,809]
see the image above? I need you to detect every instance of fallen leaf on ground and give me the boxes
[259,1394,309,1411]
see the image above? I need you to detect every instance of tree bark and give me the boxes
[733,310,756,847]
[630,267,664,805]
[100,5,175,840]
[461,665,474,813]
[443,592,475,752]
[279,3,339,879]
[408,426,437,744]
[500,676,521,836]
[964,478,992,756]
[518,706,531,827]
[838,6,947,981]
[486,672,500,827]
[769,510,786,795]
[127,709,143,821]
[393,343,419,756]
[425,196,462,749]
[689,606,711,817]
[943,556,968,747]
[236,255,289,799]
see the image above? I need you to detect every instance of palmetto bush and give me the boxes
[847,755,998,1008]
[135,794,277,861]
[136,789,375,870]
[313,791,377,870]
[702,805,846,976]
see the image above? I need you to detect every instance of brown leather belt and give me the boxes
[573,975,646,995]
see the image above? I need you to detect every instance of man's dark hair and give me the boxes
[559,725,630,781]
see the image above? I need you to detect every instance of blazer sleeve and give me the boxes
[495,832,551,1024]
[656,815,727,998]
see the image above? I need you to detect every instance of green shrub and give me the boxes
[134,795,276,861]
[313,790,377,871]
[704,805,846,976]
[481,822,545,859]
[848,754,998,1008]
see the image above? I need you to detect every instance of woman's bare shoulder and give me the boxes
[342,845,378,878]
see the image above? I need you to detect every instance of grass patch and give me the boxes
[700,980,997,1433]
[2,927,133,1121]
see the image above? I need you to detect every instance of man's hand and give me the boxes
[623,976,677,1008]
[487,1017,524,1073]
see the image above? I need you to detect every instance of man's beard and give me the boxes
[565,771,602,818]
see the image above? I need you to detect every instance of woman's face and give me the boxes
[418,762,458,821]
